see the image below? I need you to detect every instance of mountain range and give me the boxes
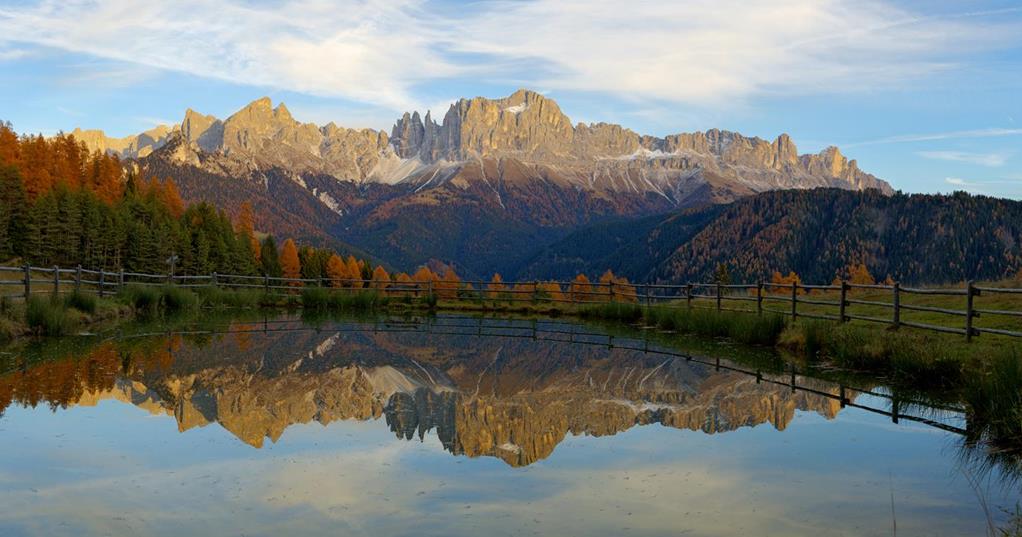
[69,89,897,279]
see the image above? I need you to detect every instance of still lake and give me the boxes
[0,314,1017,536]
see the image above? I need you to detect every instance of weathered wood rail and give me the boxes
[1,264,1020,341]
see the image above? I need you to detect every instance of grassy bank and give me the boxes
[2,286,1017,389]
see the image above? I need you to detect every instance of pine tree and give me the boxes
[260,236,282,277]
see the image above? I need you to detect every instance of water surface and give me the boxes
[0,315,1016,536]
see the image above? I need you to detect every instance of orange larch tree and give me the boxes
[569,274,592,303]
[235,201,261,262]
[162,178,185,218]
[437,268,461,300]
[343,256,362,288]
[371,265,391,290]
[487,273,508,299]
[537,281,565,303]
[326,254,347,287]
[280,239,302,286]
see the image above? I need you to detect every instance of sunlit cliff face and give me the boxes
[0,321,845,466]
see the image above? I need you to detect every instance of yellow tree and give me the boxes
[569,274,592,303]
[611,275,637,303]
[437,268,461,300]
[394,272,414,297]
[162,178,185,218]
[513,282,535,303]
[848,263,876,286]
[770,270,803,295]
[596,270,618,302]
[345,256,363,288]
[280,239,302,287]
[538,281,566,303]
[412,266,438,296]
[236,201,261,262]
[371,265,391,291]
[325,254,347,287]
[487,273,508,299]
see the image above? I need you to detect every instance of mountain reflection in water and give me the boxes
[1,315,1019,537]
[0,316,947,466]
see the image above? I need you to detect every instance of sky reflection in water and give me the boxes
[0,316,1015,536]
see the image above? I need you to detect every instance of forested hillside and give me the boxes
[521,189,1022,285]
[0,122,376,283]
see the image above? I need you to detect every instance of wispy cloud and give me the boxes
[945,176,1022,198]
[918,150,1011,167]
[847,128,1022,147]
[0,0,1018,112]
[0,47,28,61]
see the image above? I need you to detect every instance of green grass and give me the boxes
[25,295,78,336]
[301,287,390,312]
[64,290,97,313]
[118,284,199,316]
[578,303,786,346]
[193,286,267,309]
[781,321,964,387]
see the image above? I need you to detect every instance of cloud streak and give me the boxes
[0,0,1018,112]
[918,150,1011,167]
[847,128,1022,147]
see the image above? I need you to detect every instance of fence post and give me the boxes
[791,281,798,319]
[22,264,30,299]
[716,282,722,311]
[839,280,848,322]
[75,265,82,292]
[686,283,693,309]
[428,279,433,298]
[966,280,977,342]
[756,282,763,315]
[118,270,124,291]
[98,270,105,298]
[211,272,218,289]
[645,284,652,308]
[52,266,59,297]
[533,281,540,304]
[264,274,270,294]
[892,282,901,330]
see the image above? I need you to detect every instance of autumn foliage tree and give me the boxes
[569,274,592,303]
[371,265,391,290]
[537,281,565,302]
[326,254,347,287]
[436,268,462,299]
[279,239,302,286]
[770,271,804,295]
[487,273,508,300]
[236,201,260,262]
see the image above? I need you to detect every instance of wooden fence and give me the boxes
[1,264,1020,341]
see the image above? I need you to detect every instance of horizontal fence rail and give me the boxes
[1,263,1020,342]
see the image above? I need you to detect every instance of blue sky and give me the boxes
[1,0,1021,198]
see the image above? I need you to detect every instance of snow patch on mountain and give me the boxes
[504,103,528,114]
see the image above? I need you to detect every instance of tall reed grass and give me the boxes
[300,287,390,312]
[578,303,786,346]
[119,284,199,316]
[26,296,77,336]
